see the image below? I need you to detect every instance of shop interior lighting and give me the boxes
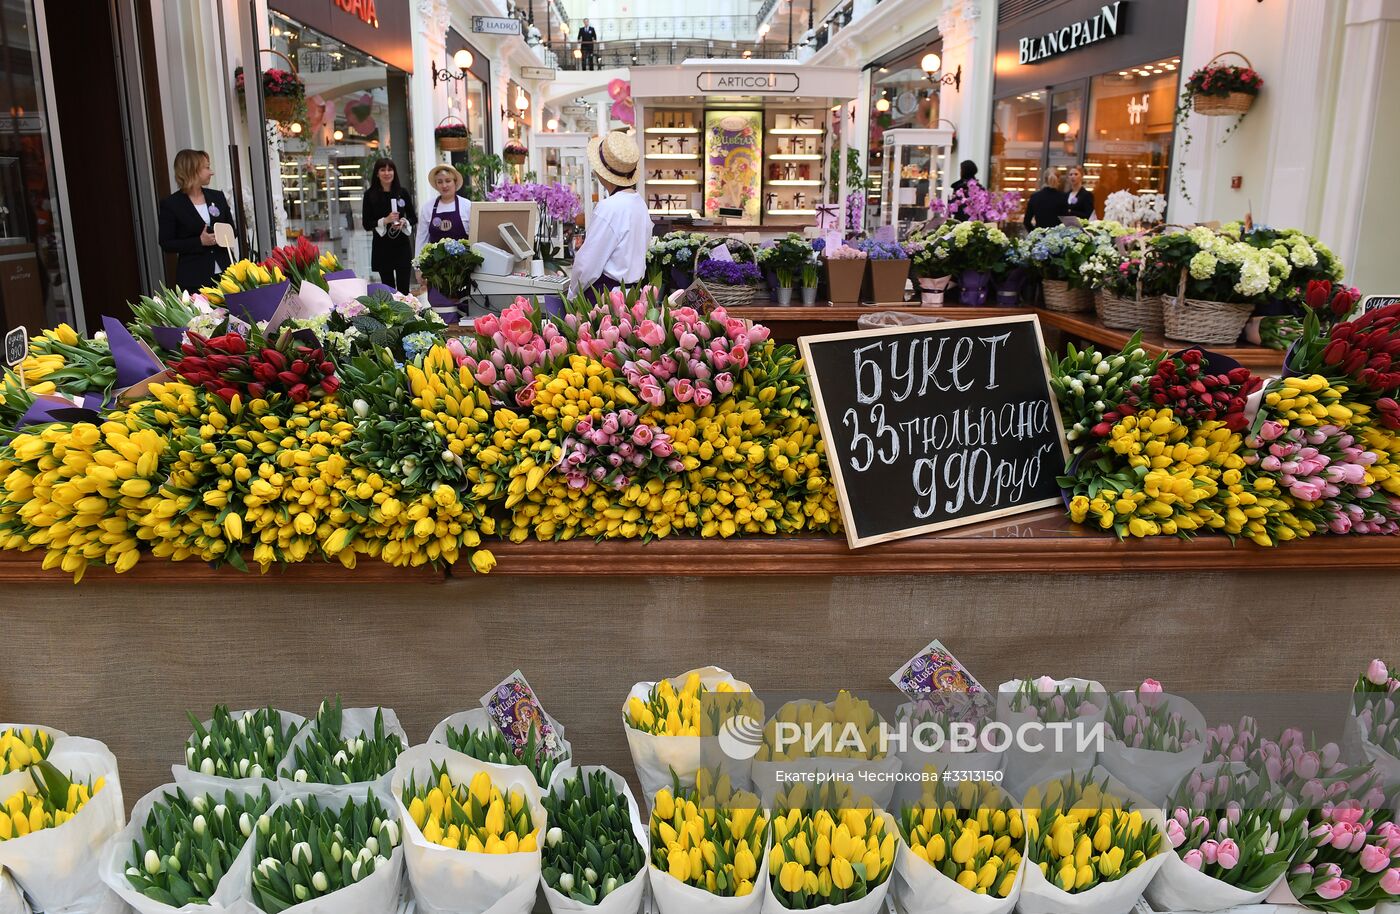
[546,118,558,131]
[332,129,344,140]
[1057,122,1070,135]
[875,97,890,112]
[289,122,302,134]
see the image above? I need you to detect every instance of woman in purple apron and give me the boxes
[416,164,473,322]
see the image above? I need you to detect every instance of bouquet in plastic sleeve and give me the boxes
[278,699,406,801]
[891,695,1003,809]
[1098,679,1205,803]
[765,801,896,913]
[1047,334,1162,455]
[178,705,307,791]
[752,691,901,810]
[1353,658,1400,787]
[103,780,275,911]
[428,707,571,790]
[1145,768,1311,911]
[996,678,1106,797]
[393,744,545,914]
[623,667,760,801]
[0,725,62,801]
[249,790,402,913]
[1283,792,1400,913]
[1017,770,1166,914]
[541,766,648,914]
[894,776,1025,914]
[648,770,769,914]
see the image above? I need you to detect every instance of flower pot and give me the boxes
[775,287,793,306]
[995,266,1030,306]
[957,270,991,306]
[264,95,299,122]
[670,266,693,291]
[825,259,865,305]
[1193,91,1255,116]
[427,287,465,321]
[917,276,953,307]
[867,259,911,304]
[800,286,819,305]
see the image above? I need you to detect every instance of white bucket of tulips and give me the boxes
[1014,767,1169,914]
[891,699,1004,811]
[172,706,307,796]
[894,777,1026,914]
[391,742,547,914]
[1144,767,1311,911]
[647,772,770,914]
[1098,680,1206,805]
[540,766,649,914]
[1351,658,1400,789]
[750,692,903,812]
[246,788,404,914]
[428,708,573,793]
[761,806,899,914]
[277,699,408,804]
[996,678,1107,801]
[0,737,126,914]
[98,775,276,913]
[622,667,761,804]
[0,724,68,803]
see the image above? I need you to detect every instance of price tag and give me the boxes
[4,326,27,376]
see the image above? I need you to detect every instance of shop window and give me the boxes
[865,42,943,231]
[1085,59,1179,207]
[989,92,1045,220]
[1047,84,1085,176]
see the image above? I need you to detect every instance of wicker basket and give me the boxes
[255,50,302,125]
[1161,266,1254,344]
[436,117,470,152]
[1099,292,1165,332]
[1042,279,1094,313]
[1191,52,1258,117]
[694,238,759,309]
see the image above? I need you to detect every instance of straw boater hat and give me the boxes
[587,129,640,188]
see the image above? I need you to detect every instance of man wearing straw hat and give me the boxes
[569,129,654,303]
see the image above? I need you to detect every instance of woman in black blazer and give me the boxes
[158,149,236,292]
[1024,170,1068,230]
[1064,165,1096,220]
[361,158,416,293]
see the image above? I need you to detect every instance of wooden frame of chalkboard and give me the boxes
[799,314,1071,549]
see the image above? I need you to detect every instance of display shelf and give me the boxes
[0,549,445,584]
[645,153,701,160]
[766,208,817,215]
[769,180,821,186]
[644,127,699,134]
[768,154,822,161]
[649,208,699,216]
[770,128,825,136]
[647,180,700,186]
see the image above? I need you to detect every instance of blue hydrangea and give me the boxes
[402,330,437,359]
[444,239,466,256]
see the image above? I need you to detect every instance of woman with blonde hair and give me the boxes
[158,149,236,291]
[415,164,472,250]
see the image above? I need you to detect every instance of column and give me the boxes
[1318,0,1400,291]
[937,0,996,176]
[412,0,451,193]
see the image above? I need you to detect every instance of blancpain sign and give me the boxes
[1019,1,1125,65]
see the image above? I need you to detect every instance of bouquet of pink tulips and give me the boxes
[1287,796,1400,912]
[1105,679,1201,753]
[1354,658,1400,767]
[1204,718,1383,809]
[1246,420,1399,535]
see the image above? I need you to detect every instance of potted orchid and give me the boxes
[486,180,583,267]
[854,238,910,304]
[929,184,1022,225]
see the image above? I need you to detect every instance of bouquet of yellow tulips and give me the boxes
[895,776,1025,914]
[0,727,59,785]
[648,771,769,914]
[623,667,760,802]
[753,692,899,812]
[768,803,897,911]
[1019,770,1166,914]
[392,744,546,914]
[198,259,287,306]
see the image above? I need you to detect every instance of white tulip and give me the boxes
[292,841,312,866]
[585,866,597,884]
[546,826,563,847]
[200,758,215,776]
[144,849,161,874]
[193,815,207,835]
[240,813,253,837]
[312,871,329,892]
[559,873,575,892]
[294,769,308,783]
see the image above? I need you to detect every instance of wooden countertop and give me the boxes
[3,510,1398,583]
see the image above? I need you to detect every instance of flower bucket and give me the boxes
[867,259,911,304]
[957,270,991,306]
[775,287,794,306]
[800,286,819,305]
[918,276,953,306]
[995,267,1030,306]
[826,259,865,305]
[264,95,299,123]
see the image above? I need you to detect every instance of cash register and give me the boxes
[467,202,570,314]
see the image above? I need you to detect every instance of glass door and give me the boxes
[1047,83,1087,179]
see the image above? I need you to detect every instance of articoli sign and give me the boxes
[1019,1,1125,65]
[697,72,800,93]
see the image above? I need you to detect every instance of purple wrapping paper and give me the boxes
[82,391,115,411]
[102,317,163,390]
[150,326,185,350]
[365,282,395,296]
[224,281,290,324]
[14,396,100,430]
[323,270,355,281]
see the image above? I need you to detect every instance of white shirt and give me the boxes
[416,196,473,251]
[569,190,653,296]
[194,202,210,224]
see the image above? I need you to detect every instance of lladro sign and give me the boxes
[1019,1,1125,65]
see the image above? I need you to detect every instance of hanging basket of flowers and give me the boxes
[435,117,470,152]
[234,50,305,125]
[1187,52,1262,117]
[503,140,529,165]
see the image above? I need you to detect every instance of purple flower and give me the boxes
[696,260,762,286]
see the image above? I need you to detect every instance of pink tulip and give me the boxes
[693,386,713,407]
[1140,678,1163,694]
[1181,849,1204,870]
[1216,839,1240,870]
[636,320,665,347]
[1361,844,1391,873]
[1381,867,1400,895]
[714,372,734,395]
[1165,819,1186,848]
[1369,659,1391,686]
[1201,840,1219,865]
[1297,752,1321,780]
[1315,877,1352,901]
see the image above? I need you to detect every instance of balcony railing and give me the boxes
[555,38,799,70]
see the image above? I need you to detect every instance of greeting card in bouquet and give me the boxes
[890,639,988,706]
[480,670,566,760]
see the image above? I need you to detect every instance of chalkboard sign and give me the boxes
[4,326,26,369]
[799,314,1070,548]
[1352,294,1400,320]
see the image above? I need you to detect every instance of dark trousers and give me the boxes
[376,259,413,294]
[582,44,596,69]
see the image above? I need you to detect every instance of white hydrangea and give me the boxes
[1188,226,1217,250]
[1189,251,1218,280]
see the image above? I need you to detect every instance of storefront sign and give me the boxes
[561,105,591,117]
[333,0,376,27]
[697,72,799,93]
[799,315,1069,548]
[473,15,523,35]
[1018,1,1125,65]
[704,111,762,223]
[520,66,557,80]
[0,114,44,133]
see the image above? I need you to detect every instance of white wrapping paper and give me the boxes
[996,679,1106,801]
[1144,846,1285,912]
[759,812,898,914]
[277,707,407,804]
[98,775,275,914]
[648,836,770,914]
[171,709,307,797]
[427,708,572,792]
[1098,692,1206,805]
[0,738,126,914]
[623,667,759,804]
[892,787,1025,914]
[540,766,649,914]
[391,743,546,914]
[0,867,26,914]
